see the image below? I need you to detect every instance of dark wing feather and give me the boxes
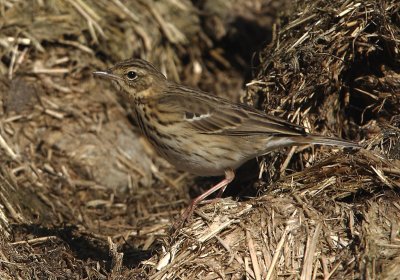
[158,84,307,137]
[224,102,307,136]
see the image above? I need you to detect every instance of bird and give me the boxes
[93,58,359,222]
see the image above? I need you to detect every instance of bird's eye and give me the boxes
[126,71,137,80]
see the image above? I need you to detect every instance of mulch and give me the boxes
[0,0,399,279]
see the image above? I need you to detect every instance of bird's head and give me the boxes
[93,58,167,100]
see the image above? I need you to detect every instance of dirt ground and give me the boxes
[0,0,399,279]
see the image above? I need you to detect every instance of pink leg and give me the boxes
[200,169,234,204]
[177,169,235,226]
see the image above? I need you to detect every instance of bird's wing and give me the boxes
[157,85,307,137]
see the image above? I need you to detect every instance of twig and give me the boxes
[0,133,18,159]
[247,230,262,280]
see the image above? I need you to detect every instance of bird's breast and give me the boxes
[133,104,181,157]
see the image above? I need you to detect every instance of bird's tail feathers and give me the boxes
[292,134,360,148]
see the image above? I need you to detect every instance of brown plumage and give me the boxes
[94,58,359,222]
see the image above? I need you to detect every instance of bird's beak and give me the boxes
[93,70,123,81]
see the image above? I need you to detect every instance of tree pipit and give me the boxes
[94,59,359,224]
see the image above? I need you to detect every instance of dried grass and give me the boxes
[0,0,399,279]
[142,0,400,279]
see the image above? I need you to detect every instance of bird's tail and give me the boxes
[292,134,360,148]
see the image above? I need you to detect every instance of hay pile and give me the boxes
[141,0,400,279]
[0,0,399,279]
